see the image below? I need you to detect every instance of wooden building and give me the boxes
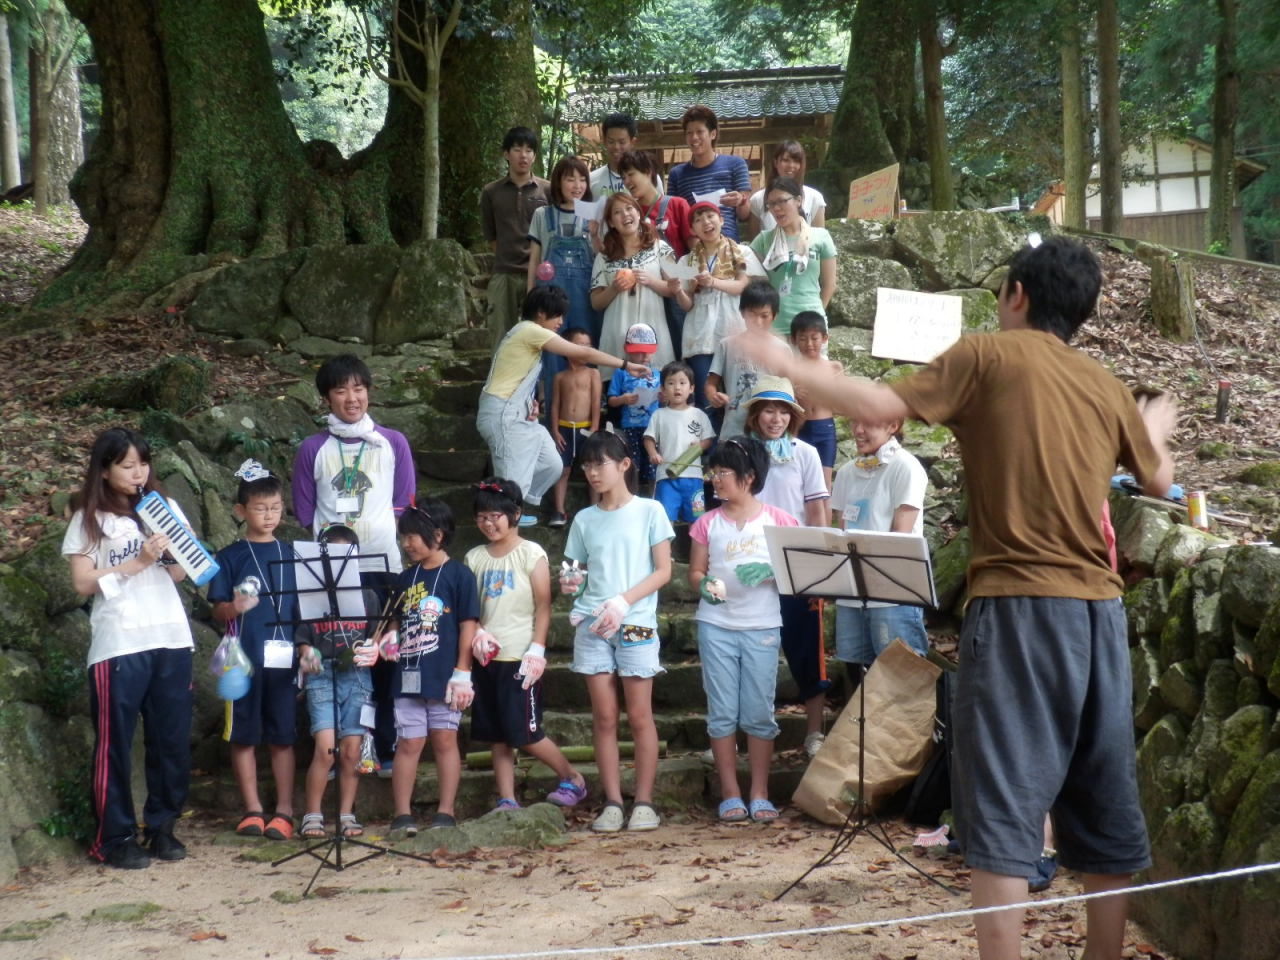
[563,66,843,189]
[1033,137,1267,257]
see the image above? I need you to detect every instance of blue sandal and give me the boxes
[718,798,749,822]
[748,799,779,821]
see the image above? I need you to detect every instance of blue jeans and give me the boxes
[697,622,780,740]
[306,664,373,739]
[834,603,928,665]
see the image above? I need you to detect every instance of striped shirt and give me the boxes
[666,154,751,240]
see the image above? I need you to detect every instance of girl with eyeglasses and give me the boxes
[746,141,827,236]
[748,176,838,337]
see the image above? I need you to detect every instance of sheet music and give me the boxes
[763,526,936,608]
[633,384,659,407]
[661,258,702,281]
[293,541,366,620]
[573,198,607,221]
[694,189,727,207]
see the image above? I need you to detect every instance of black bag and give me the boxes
[902,668,955,826]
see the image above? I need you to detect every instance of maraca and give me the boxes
[218,664,251,701]
[379,630,400,662]
[536,260,555,281]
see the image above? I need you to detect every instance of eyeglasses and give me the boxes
[476,513,507,526]
[245,504,284,516]
[764,197,797,210]
[583,460,620,474]
[704,470,738,482]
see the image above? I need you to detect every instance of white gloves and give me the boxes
[352,640,378,668]
[559,560,586,597]
[590,595,631,639]
[472,629,500,667]
[517,643,546,690]
[379,630,399,661]
[445,669,474,710]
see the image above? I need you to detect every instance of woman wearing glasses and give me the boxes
[746,141,827,236]
[748,177,838,338]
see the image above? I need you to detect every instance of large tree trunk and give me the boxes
[31,3,57,215]
[1206,0,1237,253]
[1096,0,1123,234]
[1060,1,1087,229]
[0,13,21,190]
[44,0,391,309]
[919,7,953,211]
[46,52,82,204]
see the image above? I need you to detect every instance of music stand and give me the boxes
[258,541,438,894]
[762,526,954,900]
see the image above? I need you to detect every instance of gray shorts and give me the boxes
[952,596,1150,877]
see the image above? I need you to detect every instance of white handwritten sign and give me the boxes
[871,288,963,364]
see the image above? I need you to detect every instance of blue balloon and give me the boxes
[218,665,251,701]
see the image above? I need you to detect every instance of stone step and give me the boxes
[418,448,490,483]
[439,352,493,382]
[187,755,807,823]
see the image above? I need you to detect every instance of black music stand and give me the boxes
[260,541,437,894]
[761,526,954,901]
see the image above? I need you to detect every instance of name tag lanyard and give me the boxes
[244,539,286,645]
[400,561,445,696]
[333,437,366,518]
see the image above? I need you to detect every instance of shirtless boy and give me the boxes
[790,311,843,489]
[549,327,602,526]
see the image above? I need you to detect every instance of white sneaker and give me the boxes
[804,732,826,759]
[700,745,738,765]
[591,802,626,833]
[626,803,661,832]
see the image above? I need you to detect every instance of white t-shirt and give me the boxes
[757,438,830,524]
[748,184,827,232]
[709,331,791,439]
[565,496,675,630]
[464,539,547,661]
[644,406,715,479]
[590,164,664,200]
[830,439,928,608]
[689,503,797,629]
[62,505,195,666]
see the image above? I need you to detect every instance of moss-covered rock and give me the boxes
[12,828,78,867]
[900,420,950,467]
[1221,749,1280,868]
[1222,546,1280,627]
[1253,594,1280,687]
[825,255,915,329]
[1196,441,1237,460]
[1124,578,1168,641]
[892,211,1025,290]
[1159,567,1195,668]
[1132,639,1168,731]
[12,533,79,618]
[1207,705,1274,817]
[292,336,372,360]
[1212,824,1280,960]
[184,398,318,458]
[1135,801,1225,960]
[931,528,971,614]
[86,902,163,923]
[1155,526,1223,581]
[1203,659,1240,721]
[1116,504,1175,576]
[187,250,306,340]
[0,650,42,703]
[376,240,477,345]
[284,242,402,343]
[823,328,892,380]
[1159,660,1203,718]
[1136,712,1189,837]
[0,575,49,650]
[396,802,566,855]
[1239,462,1280,488]
[940,288,999,333]
[825,217,896,259]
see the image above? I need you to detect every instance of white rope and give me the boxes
[410,860,1280,960]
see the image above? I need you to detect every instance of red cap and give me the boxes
[687,201,722,229]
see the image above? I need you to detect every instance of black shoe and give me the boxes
[104,838,151,870]
[147,831,187,861]
[1028,854,1058,893]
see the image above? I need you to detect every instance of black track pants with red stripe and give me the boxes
[88,647,193,860]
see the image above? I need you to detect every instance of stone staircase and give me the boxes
[198,334,849,823]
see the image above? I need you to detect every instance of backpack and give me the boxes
[902,668,954,827]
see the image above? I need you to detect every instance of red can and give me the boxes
[1187,491,1209,530]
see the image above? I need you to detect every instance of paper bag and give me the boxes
[793,639,941,825]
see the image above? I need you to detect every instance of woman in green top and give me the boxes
[748,177,837,337]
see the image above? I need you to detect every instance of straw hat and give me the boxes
[744,376,805,418]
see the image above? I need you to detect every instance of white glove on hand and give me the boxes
[559,560,586,597]
[352,640,378,668]
[590,595,631,639]
[378,630,399,661]
[444,669,474,711]
[299,647,323,675]
[516,643,546,690]
[471,629,500,667]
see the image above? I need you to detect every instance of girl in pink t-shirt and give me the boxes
[688,436,797,822]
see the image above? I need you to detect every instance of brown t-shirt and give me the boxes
[481,175,551,275]
[890,329,1161,600]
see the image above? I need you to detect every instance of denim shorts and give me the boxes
[835,603,929,664]
[306,665,373,739]
[570,620,665,679]
[697,622,780,740]
[393,696,460,738]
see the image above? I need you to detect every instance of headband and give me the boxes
[234,459,271,482]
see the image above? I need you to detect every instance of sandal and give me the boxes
[300,813,327,838]
[236,811,266,837]
[626,802,661,832]
[339,814,363,838]
[390,814,417,837]
[546,778,588,807]
[264,813,294,841]
[591,801,626,833]
[748,799,779,822]
[717,798,749,823]
[493,798,521,813]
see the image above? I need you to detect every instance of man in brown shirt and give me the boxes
[481,126,550,350]
[748,237,1176,960]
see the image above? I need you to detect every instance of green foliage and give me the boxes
[39,647,83,718]
[39,761,93,843]
[227,430,272,458]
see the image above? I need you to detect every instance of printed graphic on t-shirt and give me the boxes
[481,569,514,600]
[729,369,760,413]
[400,579,447,664]
[330,466,373,518]
[687,419,709,438]
[108,539,141,568]
[725,533,765,562]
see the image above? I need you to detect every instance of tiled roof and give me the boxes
[564,66,844,123]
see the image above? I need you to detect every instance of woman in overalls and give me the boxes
[528,156,601,420]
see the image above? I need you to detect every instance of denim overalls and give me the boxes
[535,206,599,420]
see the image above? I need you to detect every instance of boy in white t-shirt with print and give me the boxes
[644,360,714,522]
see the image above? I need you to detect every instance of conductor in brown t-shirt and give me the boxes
[744,236,1177,960]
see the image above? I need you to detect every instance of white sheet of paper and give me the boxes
[763,526,936,607]
[293,541,366,621]
[633,385,659,407]
[870,288,963,364]
[661,258,702,281]
[573,198,606,221]
[263,639,294,670]
[360,704,377,729]
[694,189,726,207]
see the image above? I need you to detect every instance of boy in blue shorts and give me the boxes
[607,322,662,495]
[789,311,843,489]
[643,360,714,521]
[764,236,1176,960]
[294,524,382,839]
[209,461,301,841]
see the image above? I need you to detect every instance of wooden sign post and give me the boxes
[846,164,900,220]
[871,288,963,364]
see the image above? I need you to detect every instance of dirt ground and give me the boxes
[0,812,1176,960]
